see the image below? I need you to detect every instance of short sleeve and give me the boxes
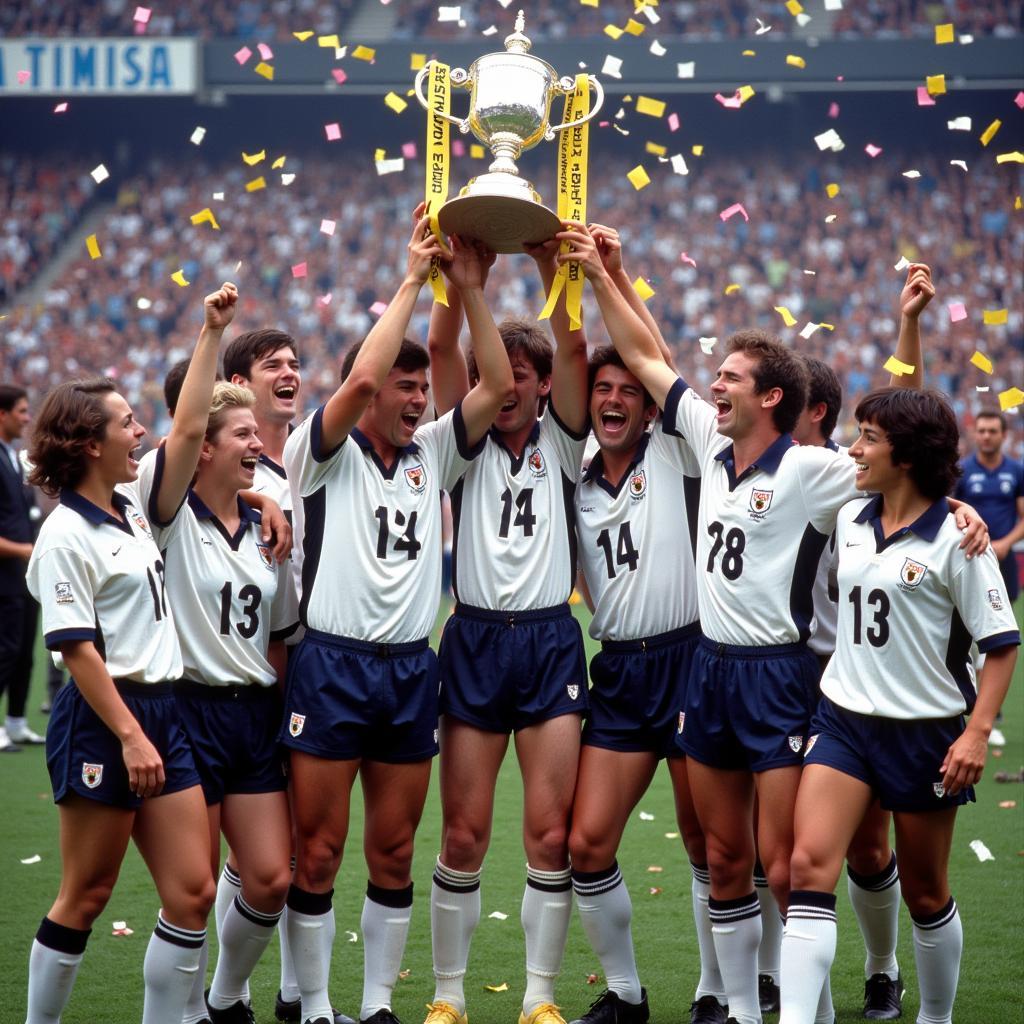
[540,401,589,478]
[415,403,486,492]
[647,413,700,477]
[29,544,98,650]
[661,378,722,464]
[284,407,346,498]
[795,446,860,535]
[949,549,1021,653]
[269,559,300,641]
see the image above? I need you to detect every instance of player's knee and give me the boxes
[72,876,118,925]
[846,837,891,877]
[704,836,755,890]
[789,843,829,892]
[567,825,613,872]
[243,863,292,911]
[899,877,948,920]
[296,834,344,889]
[163,872,217,929]
[367,833,416,881]
[527,821,570,870]
[441,820,488,871]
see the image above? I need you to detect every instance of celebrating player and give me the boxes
[280,215,513,1024]
[422,224,589,1024]
[779,387,1019,1024]
[22,283,236,1024]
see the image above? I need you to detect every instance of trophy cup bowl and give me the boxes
[414,12,603,254]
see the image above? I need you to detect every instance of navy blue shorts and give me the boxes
[678,637,820,772]
[439,604,587,733]
[281,630,439,763]
[175,681,287,806]
[47,680,201,808]
[805,697,975,812]
[583,623,700,758]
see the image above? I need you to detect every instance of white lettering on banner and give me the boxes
[0,39,197,94]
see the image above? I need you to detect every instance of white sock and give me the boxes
[572,863,643,1003]
[522,864,573,1014]
[912,899,962,1024]
[285,885,335,1022]
[181,938,210,1024]
[778,891,837,1024]
[755,863,782,983]
[26,919,89,1024]
[848,855,901,980]
[815,974,834,1024]
[360,883,414,1019]
[141,914,206,1024]
[215,865,250,1005]
[708,892,762,1024]
[431,859,481,1012]
[279,856,300,1003]
[689,863,725,1003]
[7,714,27,731]
[208,893,282,1009]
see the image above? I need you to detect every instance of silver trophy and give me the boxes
[414,11,604,254]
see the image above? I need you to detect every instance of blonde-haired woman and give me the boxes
[158,380,299,1024]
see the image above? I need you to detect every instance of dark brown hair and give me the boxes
[975,410,1008,432]
[0,384,28,412]
[801,355,842,441]
[467,318,553,382]
[340,337,429,382]
[223,328,299,381]
[726,329,809,435]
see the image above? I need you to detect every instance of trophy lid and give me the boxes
[504,11,532,54]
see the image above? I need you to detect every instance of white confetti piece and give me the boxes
[950,159,968,172]
[670,153,688,175]
[190,126,206,145]
[650,40,666,56]
[213,191,225,200]
[375,157,405,176]
[894,255,911,271]
[664,831,680,839]
[638,811,655,821]
[602,55,623,79]
[346,930,359,943]
[755,18,772,34]
[281,173,296,186]
[814,128,844,152]
[20,854,41,864]
[676,61,695,79]
[902,170,921,178]
[699,337,718,354]
[438,6,461,21]
[948,116,972,131]
[488,911,508,920]
[799,322,823,339]
[824,0,843,8]
[969,839,994,862]
[91,163,109,183]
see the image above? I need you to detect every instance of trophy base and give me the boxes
[439,194,562,255]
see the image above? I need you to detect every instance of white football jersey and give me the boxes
[576,424,701,641]
[450,405,588,610]
[821,496,1020,719]
[27,486,183,683]
[807,440,845,657]
[663,379,859,647]
[285,403,480,643]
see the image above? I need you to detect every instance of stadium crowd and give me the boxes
[1,148,1020,451]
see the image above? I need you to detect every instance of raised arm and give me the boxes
[154,282,236,523]
[427,279,469,415]
[889,262,934,389]
[556,223,678,410]
[320,213,443,452]
[441,237,514,446]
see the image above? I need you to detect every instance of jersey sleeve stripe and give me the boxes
[453,402,487,461]
[310,405,345,464]
[148,444,188,528]
[661,377,688,438]
[45,626,96,650]
[546,398,590,442]
[977,629,1021,653]
[270,621,301,642]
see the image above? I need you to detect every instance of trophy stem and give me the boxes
[488,131,523,176]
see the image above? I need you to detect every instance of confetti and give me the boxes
[826,183,840,198]
[983,309,1008,325]
[884,356,915,376]
[650,40,666,56]
[171,269,190,287]
[999,801,1017,809]
[814,128,844,152]
[699,337,718,354]
[667,112,680,132]
[601,55,623,79]
[670,154,688,175]
[318,293,332,307]
[948,302,967,322]
[1016,91,1024,109]
[864,143,883,158]
[633,277,655,300]
[325,122,342,141]
[926,74,946,96]
[19,855,41,865]
[903,170,921,179]
[257,42,274,61]
[679,252,697,267]
[647,865,663,873]
[331,68,347,85]
[385,92,408,114]
[916,87,936,107]
[604,25,624,39]
[970,351,994,373]
[485,983,510,992]
[980,119,1001,146]
[828,102,840,118]
[719,202,749,222]
[724,283,742,295]
[636,96,666,118]
[649,887,663,895]
[627,166,651,190]
[488,911,508,921]
[345,930,358,942]
[54,101,68,113]
[799,322,823,339]
[190,126,206,145]
[245,176,266,192]
[111,920,134,936]
[999,388,1024,412]
[293,31,314,41]
[969,839,995,862]
[691,144,704,156]
[242,150,265,165]
[438,6,462,21]
[320,219,336,235]
[774,306,797,327]
[646,142,667,156]
[91,164,109,184]
[785,0,803,14]
[401,141,417,159]
[624,18,645,35]
[894,256,911,271]
[947,116,971,131]
[935,23,954,44]
[996,152,1024,164]
[291,262,307,278]
[676,61,695,79]
[664,831,680,839]
[786,54,806,69]
[16,69,30,85]
[742,49,756,57]
[352,45,375,62]
[638,811,655,821]
[375,156,405,176]
[190,208,220,230]
[272,155,286,169]
[470,144,486,158]
[318,34,341,48]
[410,53,426,71]
[281,173,296,186]
[234,46,252,65]
[825,214,838,224]
[133,6,151,23]
[85,234,101,260]
[369,300,389,316]
[254,62,274,80]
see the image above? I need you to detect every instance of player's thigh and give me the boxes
[361,758,433,885]
[289,750,360,847]
[570,745,658,870]
[666,756,706,862]
[221,790,293,910]
[892,807,957,917]
[515,712,583,835]
[684,759,756,893]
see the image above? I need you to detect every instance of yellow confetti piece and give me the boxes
[384,92,407,114]
[470,144,486,159]
[580,0,599,6]
[190,208,220,230]
[935,23,955,44]
[980,119,1001,146]
[691,144,704,156]
[242,149,266,166]
[292,30,314,41]
[883,356,915,376]
[819,322,835,331]
[785,0,803,14]
[996,151,1024,164]
[826,183,840,198]
[627,165,651,190]
[1016,196,1022,210]
[926,74,946,96]
[604,24,624,39]
[624,18,645,34]
[738,84,756,103]
[724,283,741,295]
[317,34,341,48]
[742,49,756,56]
[484,983,510,993]
[636,96,666,118]
[633,277,656,300]
[374,148,387,161]
[410,53,426,70]
[245,176,267,192]
[645,141,667,156]
[774,306,797,327]
[999,387,1024,412]
[171,269,190,287]
[352,45,375,62]
[254,62,274,80]
[983,309,1009,325]
[786,54,806,69]
[271,155,286,169]
[970,351,994,373]
[85,234,101,260]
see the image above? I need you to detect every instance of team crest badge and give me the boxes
[900,558,928,589]
[567,684,580,700]
[54,581,74,604]
[289,713,306,737]
[933,782,946,799]
[129,510,151,537]
[749,489,773,515]
[528,449,546,477]
[805,734,818,756]
[629,470,647,499]
[405,465,426,493]
[256,543,274,571]
[987,588,1004,612]
[82,762,103,788]
[678,712,685,734]
[788,735,804,753]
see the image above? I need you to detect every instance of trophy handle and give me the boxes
[549,75,604,135]
[414,64,473,132]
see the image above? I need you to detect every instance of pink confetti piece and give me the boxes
[320,218,336,235]
[864,143,883,158]
[133,6,151,23]
[679,252,697,268]
[719,202,749,222]
[325,122,342,141]
[715,91,743,109]
[370,300,389,317]
[401,141,417,159]
[54,101,68,113]
[331,68,347,85]
[948,301,967,322]
[234,46,252,65]
[17,70,30,85]
[1016,91,1024,109]
[667,112,680,132]
[916,86,936,106]
[317,293,332,306]
[828,101,839,118]
[257,42,274,61]
[291,262,308,278]
[452,140,466,157]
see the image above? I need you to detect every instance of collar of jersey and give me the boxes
[349,427,419,480]
[825,437,840,452]
[187,490,261,550]
[714,431,793,488]
[854,493,947,550]
[258,453,287,479]
[489,419,541,473]
[60,488,135,533]
[583,432,651,497]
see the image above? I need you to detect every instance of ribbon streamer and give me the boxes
[425,60,450,306]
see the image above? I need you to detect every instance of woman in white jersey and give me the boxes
[23,283,237,1024]
[161,381,298,1024]
[779,387,1019,1024]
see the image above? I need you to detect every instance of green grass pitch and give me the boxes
[1,600,1021,1024]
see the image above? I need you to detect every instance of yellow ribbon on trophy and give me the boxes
[425,60,451,306]
[539,74,590,330]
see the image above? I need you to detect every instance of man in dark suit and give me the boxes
[0,384,43,750]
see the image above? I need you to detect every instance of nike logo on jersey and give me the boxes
[111,546,122,556]
[845,541,861,547]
